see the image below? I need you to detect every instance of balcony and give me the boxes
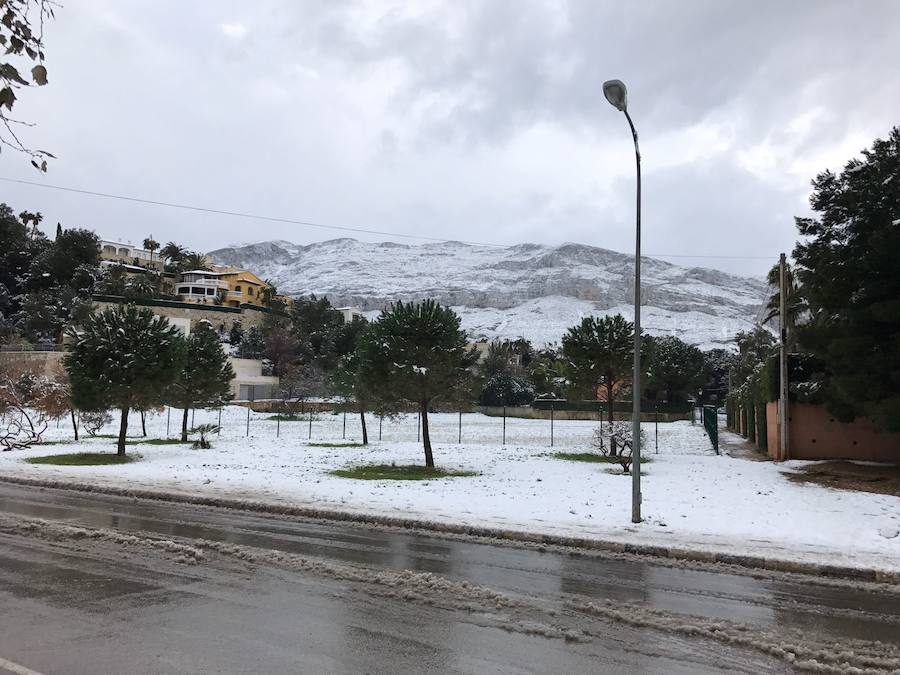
[179,275,229,289]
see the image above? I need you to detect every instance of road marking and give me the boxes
[0,657,44,675]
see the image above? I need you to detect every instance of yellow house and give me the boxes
[218,268,269,307]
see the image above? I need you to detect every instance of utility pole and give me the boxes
[779,253,790,461]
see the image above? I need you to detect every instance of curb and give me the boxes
[1,473,896,584]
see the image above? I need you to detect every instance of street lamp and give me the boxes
[603,78,642,524]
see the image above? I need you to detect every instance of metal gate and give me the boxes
[702,405,719,455]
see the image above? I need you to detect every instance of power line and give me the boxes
[0,176,777,261]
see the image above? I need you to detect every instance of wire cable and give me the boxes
[0,176,777,261]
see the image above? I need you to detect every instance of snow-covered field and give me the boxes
[2,407,898,573]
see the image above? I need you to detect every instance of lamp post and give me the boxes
[603,79,642,524]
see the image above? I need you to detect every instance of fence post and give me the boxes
[342,411,347,439]
[276,414,280,438]
[379,414,383,441]
[502,406,506,445]
[308,409,313,440]
[166,407,170,437]
[246,405,250,437]
[417,410,421,443]
[550,404,554,447]
[217,407,222,435]
[458,410,462,444]
[655,402,659,454]
[191,408,195,428]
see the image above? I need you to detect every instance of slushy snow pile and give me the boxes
[2,407,897,573]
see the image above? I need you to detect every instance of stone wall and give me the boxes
[0,351,65,377]
[91,298,273,334]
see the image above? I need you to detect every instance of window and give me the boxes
[191,287,205,295]
[102,245,116,255]
[118,247,130,255]
[234,285,242,293]
[247,287,254,296]
[206,288,214,295]
[177,286,189,295]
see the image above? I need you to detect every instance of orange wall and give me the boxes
[766,401,780,460]
[767,402,899,461]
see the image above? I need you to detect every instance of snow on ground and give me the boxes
[2,407,898,573]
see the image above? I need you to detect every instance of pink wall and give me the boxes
[767,402,900,462]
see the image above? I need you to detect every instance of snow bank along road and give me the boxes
[1,409,898,576]
[1,482,899,674]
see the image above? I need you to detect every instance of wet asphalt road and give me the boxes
[0,482,898,674]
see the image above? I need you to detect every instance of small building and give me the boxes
[229,357,279,401]
[335,306,364,323]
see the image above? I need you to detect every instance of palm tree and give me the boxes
[160,242,186,264]
[142,236,160,267]
[761,261,807,350]
[181,252,211,271]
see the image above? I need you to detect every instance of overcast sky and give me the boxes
[3,0,899,276]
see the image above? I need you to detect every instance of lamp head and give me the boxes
[603,79,628,112]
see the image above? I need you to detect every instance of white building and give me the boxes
[98,239,163,271]
[175,270,230,303]
[336,306,364,323]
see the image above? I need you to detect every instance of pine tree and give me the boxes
[793,126,900,430]
[331,350,373,445]
[169,321,235,441]
[644,335,706,403]
[478,341,534,406]
[228,321,244,348]
[241,326,265,359]
[329,318,373,443]
[65,305,186,455]
[562,314,634,454]
[357,300,476,467]
[289,295,345,369]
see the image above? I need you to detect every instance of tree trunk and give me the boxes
[181,407,190,442]
[606,383,617,457]
[421,401,434,468]
[117,406,129,456]
[140,410,147,437]
[360,409,368,445]
[70,409,79,441]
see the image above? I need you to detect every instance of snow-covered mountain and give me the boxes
[208,239,768,350]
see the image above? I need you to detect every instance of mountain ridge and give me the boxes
[208,238,768,350]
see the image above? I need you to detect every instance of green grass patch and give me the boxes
[309,441,365,448]
[135,438,189,445]
[330,464,478,480]
[25,452,138,466]
[551,452,653,464]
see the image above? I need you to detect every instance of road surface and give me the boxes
[0,482,898,674]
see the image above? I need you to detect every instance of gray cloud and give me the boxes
[2,0,898,276]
